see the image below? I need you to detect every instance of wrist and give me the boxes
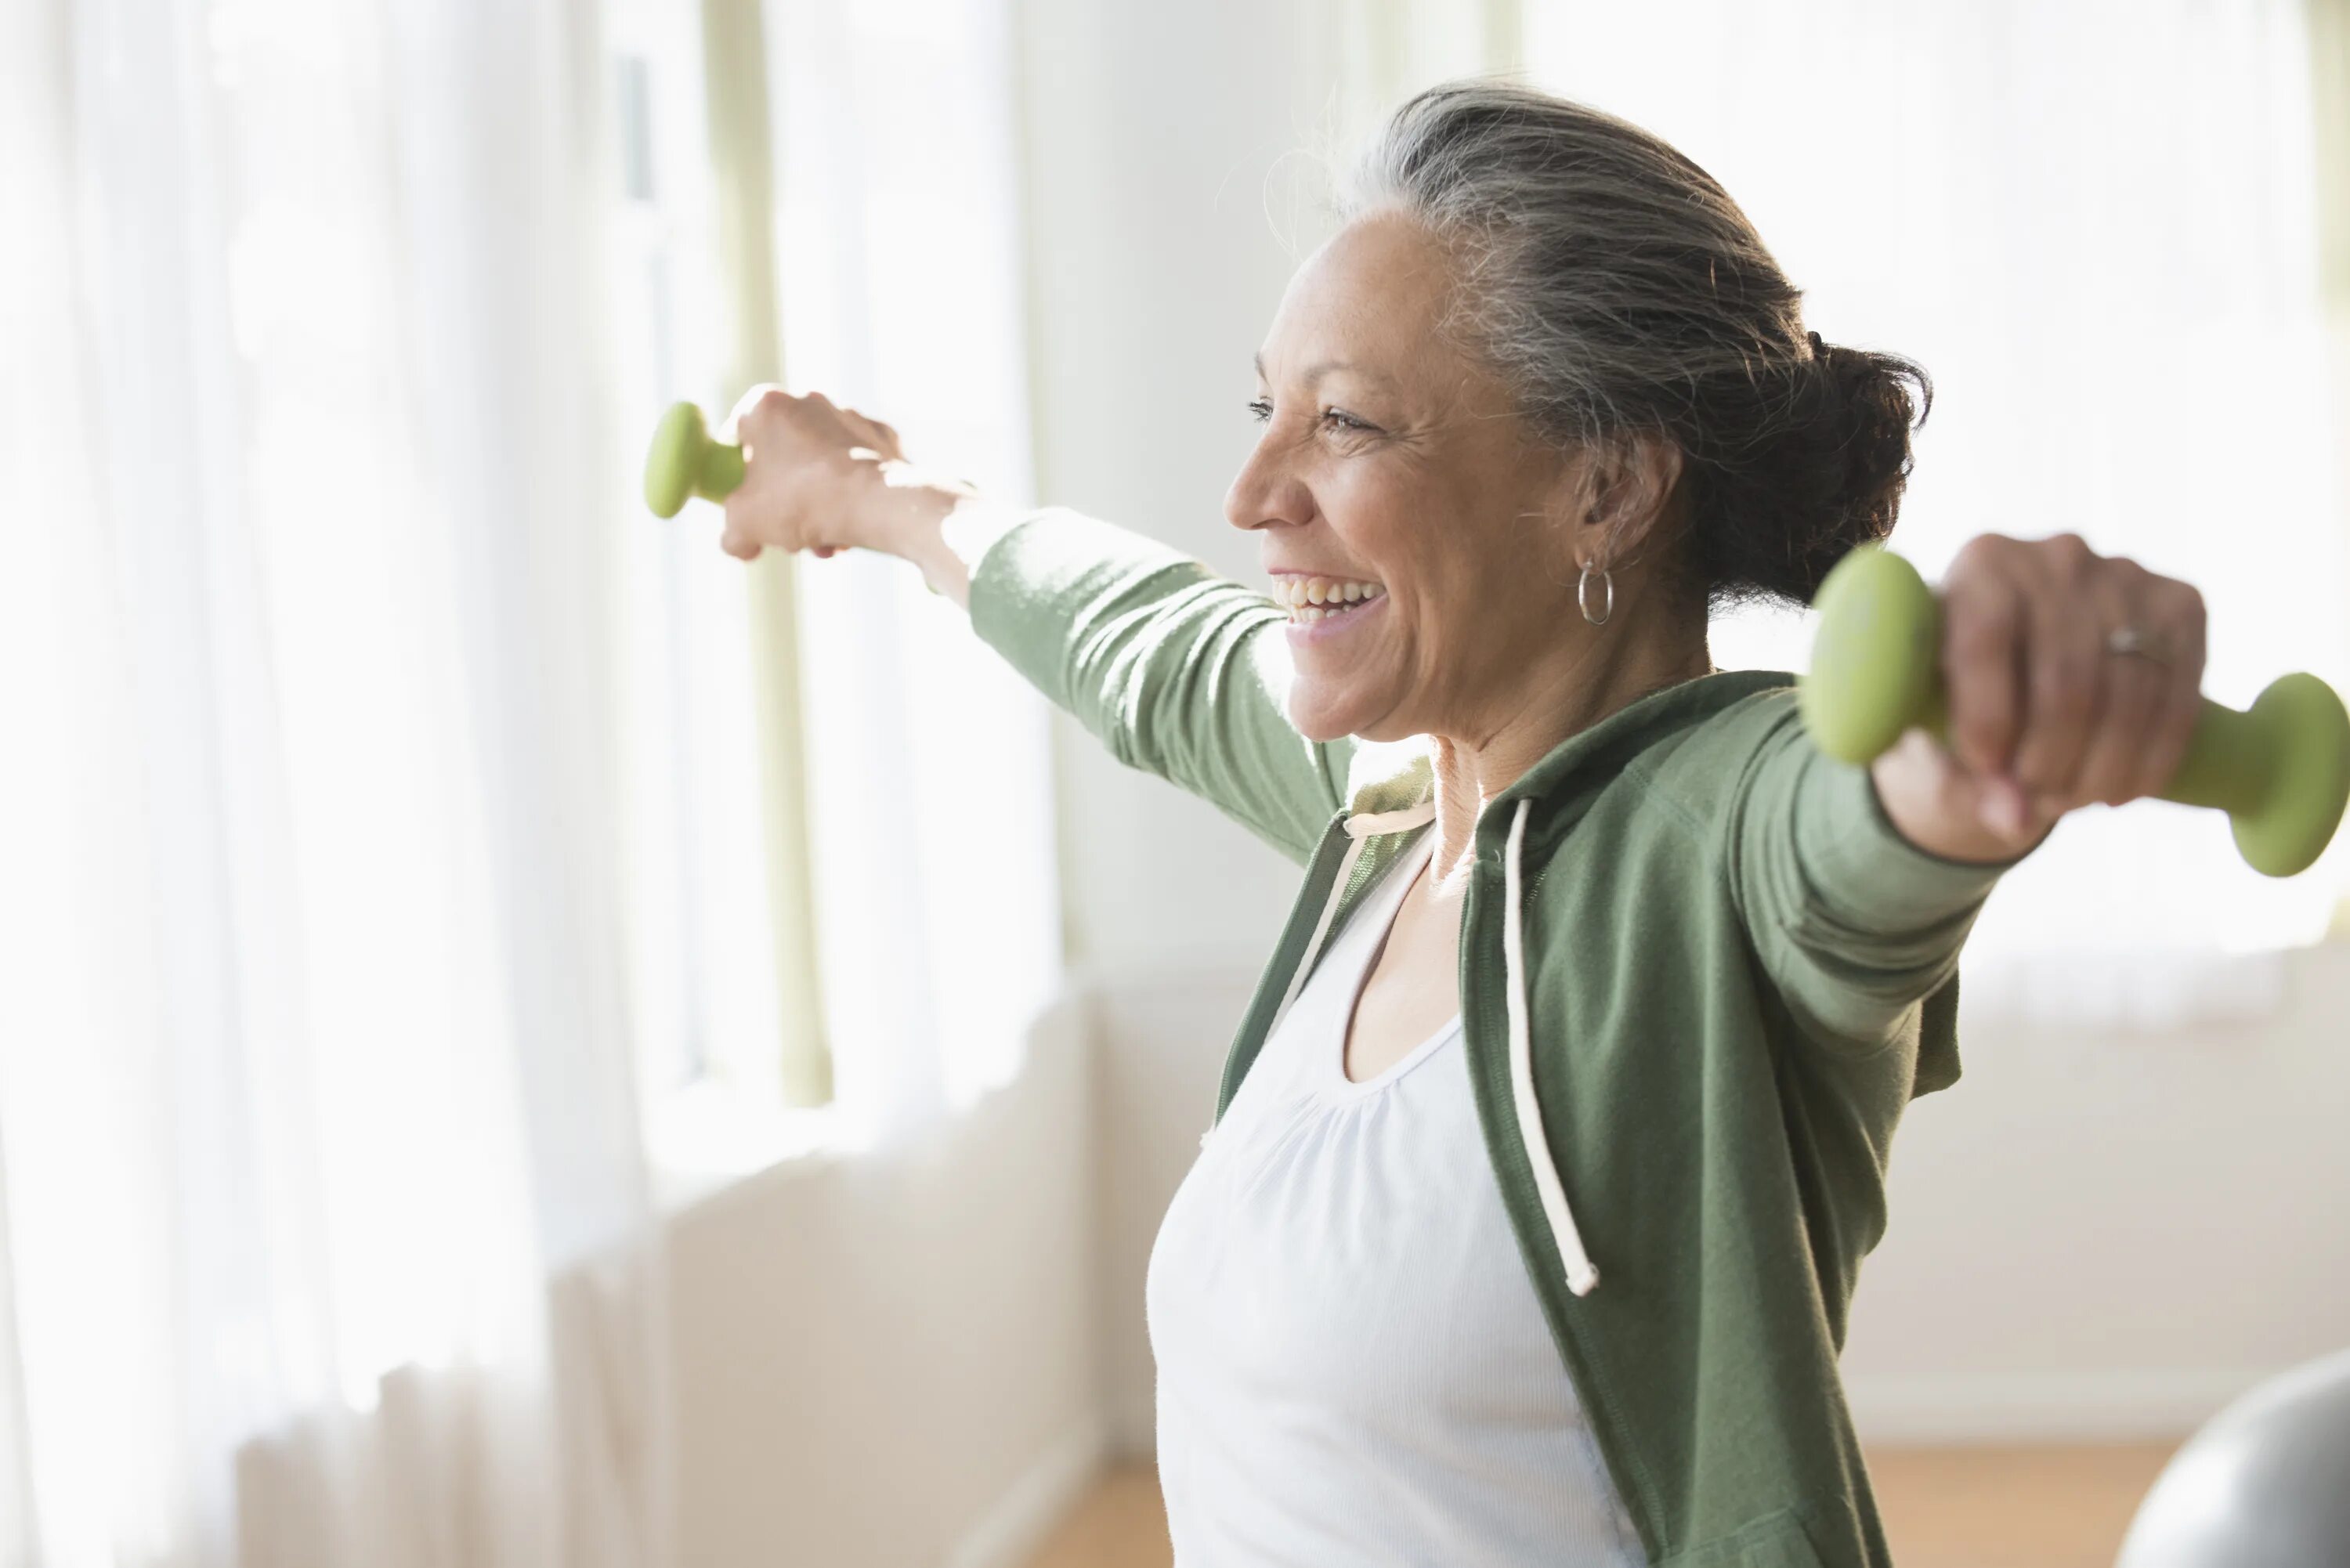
[1870,736,2051,867]
[862,470,1025,610]
[865,463,971,556]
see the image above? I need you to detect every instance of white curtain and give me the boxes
[0,0,668,1561]
[1523,0,2348,1027]
[1298,0,1525,152]
[616,0,1060,1178]
[765,0,1062,1143]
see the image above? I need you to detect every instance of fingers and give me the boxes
[2008,533,2102,803]
[719,479,767,559]
[2070,655,2161,807]
[835,407,901,461]
[703,386,915,565]
[725,382,789,442]
[1941,536,2028,781]
[2071,561,2190,805]
[1940,533,2208,820]
[2124,577,2207,801]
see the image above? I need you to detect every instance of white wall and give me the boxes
[1009,0,2350,1458]
[1842,943,2350,1442]
[666,999,1101,1568]
[1014,0,1337,985]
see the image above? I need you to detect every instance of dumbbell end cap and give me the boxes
[2232,672,2350,878]
[1800,545,1943,766]
[644,401,709,518]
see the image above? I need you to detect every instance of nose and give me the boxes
[1224,432,1311,537]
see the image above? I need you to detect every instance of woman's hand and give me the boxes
[1871,533,2208,864]
[716,385,964,564]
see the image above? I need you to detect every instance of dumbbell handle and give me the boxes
[643,402,745,519]
[1801,547,2350,878]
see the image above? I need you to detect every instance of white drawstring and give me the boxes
[1504,797,1602,1297]
[1344,801,1437,839]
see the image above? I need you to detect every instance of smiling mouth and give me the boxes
[1273,573,1386,624]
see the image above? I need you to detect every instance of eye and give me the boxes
[1246,397,1273,423]
[1320,406,1375,433]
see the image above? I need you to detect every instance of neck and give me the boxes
[1423,599,1712,889]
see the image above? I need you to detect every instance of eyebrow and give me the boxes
[1253,352,1388,389]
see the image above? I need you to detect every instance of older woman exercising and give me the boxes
[707,81,2208,1568]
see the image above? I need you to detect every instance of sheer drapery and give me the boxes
[0,0,669,1561]
[2314,1,2350,916]
[1297,0,1525,152]
[624,0,1060,1176]
[768,0,1061,1141]
[1524,0,2347,1026]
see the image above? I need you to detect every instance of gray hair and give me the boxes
[1343,78,1928,608]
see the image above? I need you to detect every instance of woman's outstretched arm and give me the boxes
[713,386,1352,865]
[1727,531,2210,1046]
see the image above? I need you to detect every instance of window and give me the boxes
[605,0,1060,1167]
[605,0,832,1127]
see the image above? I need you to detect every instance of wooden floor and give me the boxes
[1023,1446,2178,1568]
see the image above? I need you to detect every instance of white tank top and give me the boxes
[1146,838,1643,1566]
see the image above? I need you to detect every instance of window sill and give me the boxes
[644,1078,857,1216]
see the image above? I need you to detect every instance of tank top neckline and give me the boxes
[1322,833,1462,1102]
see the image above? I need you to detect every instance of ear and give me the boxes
[1561,432,1685,570]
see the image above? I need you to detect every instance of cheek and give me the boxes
[1320,470,1447,602]
[1312,461,1555,681]
[1388,529,1567,688]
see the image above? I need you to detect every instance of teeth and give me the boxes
[1274,574,1383,612]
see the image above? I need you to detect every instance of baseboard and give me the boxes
[942,1420,1112,1568]
[1847,1367,2274,1445]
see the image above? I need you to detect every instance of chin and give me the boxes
[1285,685,1396,746]
[1292,717,1354,745]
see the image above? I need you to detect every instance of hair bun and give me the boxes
[1675,336,1929,609]
[1762,337,1930,604]
[1820,341,1927,541]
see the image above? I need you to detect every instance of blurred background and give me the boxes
[4,1,2348,1565]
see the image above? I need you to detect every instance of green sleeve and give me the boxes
[1726,703,2008,1050]
[967,508,1353,866]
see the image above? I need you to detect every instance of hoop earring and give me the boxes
[1578,560,1614,627]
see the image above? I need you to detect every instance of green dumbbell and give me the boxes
[1802,546,2350,878]
[643,401,744,519]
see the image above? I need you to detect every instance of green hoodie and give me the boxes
[969,509,2007,1568]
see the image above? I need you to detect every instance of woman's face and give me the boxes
[1227,210,1578,746]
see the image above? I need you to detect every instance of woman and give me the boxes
[710,82,2205,1568]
